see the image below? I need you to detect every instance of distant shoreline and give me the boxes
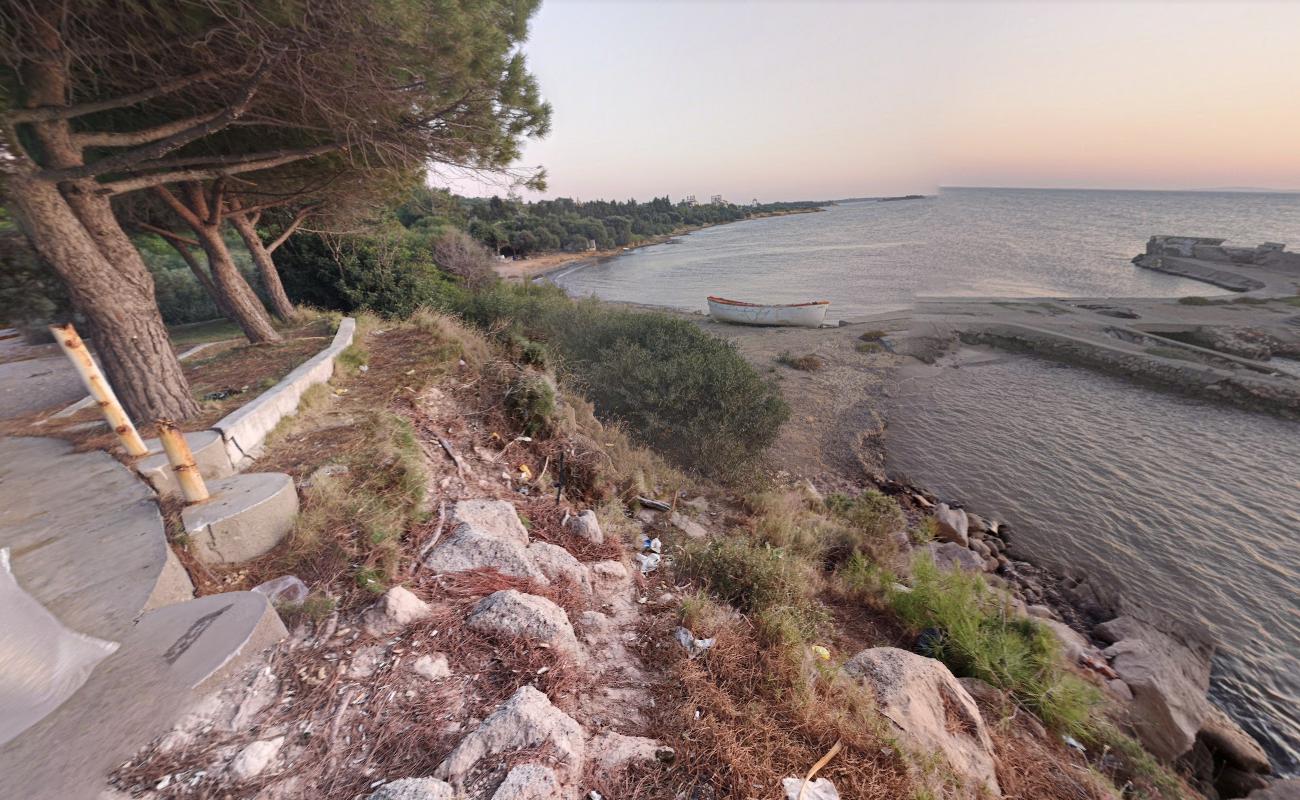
[491,206,823,283]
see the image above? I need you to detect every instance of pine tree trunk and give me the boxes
[8,172,201,421]
[12,49,199,421]
[164,237,235,320]
[229,212,297,322]
[192,222,283,344]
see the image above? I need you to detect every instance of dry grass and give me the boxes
[776,351,825,371]
[623,602,917,800]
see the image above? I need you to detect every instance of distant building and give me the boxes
[683,194,697,206]
[710,194,724,205]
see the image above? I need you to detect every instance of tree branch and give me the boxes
[135,222,199,247]
[267,205,318,252]
[37,61,272,182]
[101,145,344,195]
[71,110,223,148]
[4,71,219,124]
[153,184,202,230]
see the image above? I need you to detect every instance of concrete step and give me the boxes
[0,437,193,641]
[134,429,235,496]
[0,591,286,797]
[182,473,298,565]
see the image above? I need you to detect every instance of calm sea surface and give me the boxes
[555,188,1300,773]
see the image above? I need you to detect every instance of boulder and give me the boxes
[965,512,990,534]
[526,542,592,594]
[842,647,1000,797]
[466,590,580,657]
[927,541,984,573]
[450,500,529,544]
[1040,619,1091,664]
[490,764,563,800]
[1200,705,1270,774]
[229,736,285,780]
[564,510,603,545]
[669,512,708,539]
[423,524,547,584]
[588,560,632,596]
[434,686,584,788]
[933,503,969,546]
[588,731,673,772]
[368,777,455,800]
[363,586,431,636]
[1096,615,1214,760]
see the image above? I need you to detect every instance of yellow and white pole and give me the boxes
[155,419,210,503]
[49,323,149,457]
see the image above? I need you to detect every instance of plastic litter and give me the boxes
[252,575,310,605]
[811,645,831,661]
[517,463,533,480]
[674,626,715,658]
[635,552,661,576]
[1063,734,1086,753]
[781,777,840,800]
[643,536,662,554]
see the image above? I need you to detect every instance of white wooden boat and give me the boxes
[707,296,830,327]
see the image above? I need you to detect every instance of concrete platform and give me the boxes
[134,429,235,496]
[0,591,286,798]
[0,437,194,641]
[182,473,298,565]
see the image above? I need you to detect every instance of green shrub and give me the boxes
[858,329,887,341]
[776,351,824,371]
[854,341,883,354]
[506,371,557,436]
[831,489,905,539]
[678,537,814,618]
[455,283,789,480]
[1177,295,1216,306]
[891,556,1100,736]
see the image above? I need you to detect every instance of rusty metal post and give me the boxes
[155,419,210,503]
[49,323,149,457]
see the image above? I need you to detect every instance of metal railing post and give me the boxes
[49,323,149,457]
[155,419,210,503]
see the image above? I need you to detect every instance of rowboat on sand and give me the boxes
[706,296,830,328]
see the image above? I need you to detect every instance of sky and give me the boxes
[443,0,1300,202]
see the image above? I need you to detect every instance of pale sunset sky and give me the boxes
[445,0,1300,201]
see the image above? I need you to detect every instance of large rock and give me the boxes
[588,731,672,772]
[1096,615,1214,760]
[525,542,592,594]
[368,777,455,800]
[842,647,1000,797]
[424,522,547,584]
[933,503,969,547]
[927,541,984,573]
[466,590,580,657]
[1200,705,1271,774]
[363,586,431,636]
[229,735,285,780]
[451,500,529,544]
[564,510,603,545]
[490,764,563,800]
[669,511,708,539]
[434,686,584,788]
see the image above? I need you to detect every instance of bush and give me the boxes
[678,537,816,621]
[890,556,1099,735]
[854,341,883,354]
[455,283,789,480]
[506,371,557,435]
[432,229,497,289]
[776,351,824,371]
[1177,295,1215,306]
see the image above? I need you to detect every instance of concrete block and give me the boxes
[135,429,234,496]
[183,473,299,565]
[214,317,356,468]
[0,437,194,641]
[0,591,286,798]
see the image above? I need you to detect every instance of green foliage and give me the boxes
[278,226,467,318]
[858,329,888,340]
[776,351,824,371]
[397,190,821,257]
[0,220,68,338]
[678,537,817,625]
[456,283,788,480]
[506,371,557,435]
[890,556,1100,736]
[855,341,884,354]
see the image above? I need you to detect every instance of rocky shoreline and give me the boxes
[872,475,1287,798]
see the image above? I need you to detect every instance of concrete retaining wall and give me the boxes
[214,317,356,467]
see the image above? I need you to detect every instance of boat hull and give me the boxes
[706,297,829,327]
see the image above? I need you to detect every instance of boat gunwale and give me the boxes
[706,295,830,308]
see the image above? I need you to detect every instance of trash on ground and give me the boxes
[675,626,715,658]
[781,777,840,800]
[811,645,831,661]
[636,552,661,575]
[252,575,309,605]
